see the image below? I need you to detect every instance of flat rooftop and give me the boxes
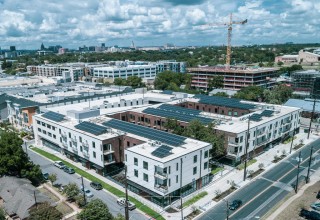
[188,66,278,74]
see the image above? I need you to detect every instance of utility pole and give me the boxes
[306,146,314,183]
[226,200,229,220]
[80,176,86,206]
[295,151,302,193]
[24,140,28,155]
[308,98,316,139]
[243,117,250,181]
[125,166,129,220]
[34,191,38,208]
[289,130,294,154]
[180,158,184,220]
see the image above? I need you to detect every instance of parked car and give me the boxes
[81,187,94,198]
[317,191,320,199]
[63,166,75,174]
[300,208,320,220]
[229,200,242,210]
[117,197,136,210]
[90,182,103,190]
[42,172,49,180]
[311,202,320,211]
[54,161,66,169]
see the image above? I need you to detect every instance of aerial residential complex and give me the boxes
[30,90,301,208]
[187,66,278,90]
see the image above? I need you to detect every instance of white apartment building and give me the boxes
[156,60,186,73]
[93,65,157,80]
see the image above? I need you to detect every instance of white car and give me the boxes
[117,197,136,210]
[54,161,66,169]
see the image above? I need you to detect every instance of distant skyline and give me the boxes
[0,0,319,50]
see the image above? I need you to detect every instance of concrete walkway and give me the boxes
[41,183,81,219]
[266,169,320,220]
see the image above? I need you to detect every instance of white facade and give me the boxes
[93,65,157,80]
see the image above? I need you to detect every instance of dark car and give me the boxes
[317,191,320,199]
[300,209,320,220]
[63,166,75,174]
[42,172,49,180]
[229,200,242,210]
[90,182,103,190]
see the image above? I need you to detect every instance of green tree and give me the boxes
[75,194,86,207]
[28,202,62,220]
[0,132,43,185]
[0,208,5,220]
[154,71,189,91]
[208,75,224,90]
[277,61,284,66]
[114,78,126,86]
[264,85,293,104]
[48,173,57,185]
[233,86,264,101]
[77,199,113,220]
[63,183,80,202]
[114,214,125,220]
[126,76,145,88]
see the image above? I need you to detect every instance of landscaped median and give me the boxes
[31,147,165,220]
[182,191,208,208]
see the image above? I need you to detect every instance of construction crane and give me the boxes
[202,13,247,68]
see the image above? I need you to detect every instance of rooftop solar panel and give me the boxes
[143,107,213,124]
[249,114,262,122]
[158,104,201,115]
[42,111,65,122]
[103,119,186,146]
[75,121,107,135]
[195,94,256,110]
[151,145,173,158]
[261,110,274,117]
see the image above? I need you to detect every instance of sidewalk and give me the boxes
[164,132,319,219]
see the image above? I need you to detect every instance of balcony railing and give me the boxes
[83,150,89,158]
[228,142,239,147]
[154,171,168,179]
[104,160,115,165]
[154,184,168,193]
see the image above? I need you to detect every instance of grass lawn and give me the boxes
[31,147,165,220]
[211,166,224,175]
[39,187,60,202]
[237,159,257,170]
[182,191,208,208]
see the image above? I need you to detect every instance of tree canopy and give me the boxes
[114,76,145,89]
[264,85,293,104]
[28,202,62,220]
[154,71,191,91]
[77,199,113,220]
[0,208,5,220]
[208,75,224,90]
[233,86,264,102]
[63,183,80,202]
[0,132,43,185]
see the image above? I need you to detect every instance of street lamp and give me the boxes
[223,199,229,220]
[78,176,87,206]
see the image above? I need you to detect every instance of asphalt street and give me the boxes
[198,138,320,220]
[27,149,148,220]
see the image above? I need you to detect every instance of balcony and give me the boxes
[104,160,115,165]
[228,142,239,147]
[154,184,168,193]
[154,171,168,180]
[61,141,67,148]
[103,149,114,155]
[61,132,67,139]
[71,137,77,146]
[72,145,78,153]
[83,150,90,158]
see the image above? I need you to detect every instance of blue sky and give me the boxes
[0,0,319,49]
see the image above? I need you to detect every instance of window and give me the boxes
[269,124,272,129]
[42,122,45,126]
[80,146,83,152]
[93,151,96,158]
[43,130,47,134]
[228,110,232,116]
[240,136,243,143]
[127,141,130,147]
[193,167,197,175]
[143,173,148,182]
[204,150,209,159]
[79,136,82,143]
[92,141,95,148]
[234,111,238,116]
[176,175,179,183]
[169,178,171,187]
[37,120,40,125]
[134,169,138,177]
[176,163,179,171]
[38,128,41,132]
[169,166,171,174]
[48,132,52,137]
[125,154,127,162]
[204,162,208,169]
[134,158,138,166]
[47,124,51,129]
[52,126,55,131]
[53,134,56,139]
[59,129,61,134]
[143,161,148,170]
[194,155,198,163]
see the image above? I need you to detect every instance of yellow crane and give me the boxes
[202,13,247,68]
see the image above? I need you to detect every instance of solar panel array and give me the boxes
[195,94,256,110]
[249,114,263,122]
[260,110,274,117]
[42,111,65,122]
[158,104,201,115]
[103,119,186,146]
[75,121,107,135]
[143,107,213,124]
[151,145,173,158]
